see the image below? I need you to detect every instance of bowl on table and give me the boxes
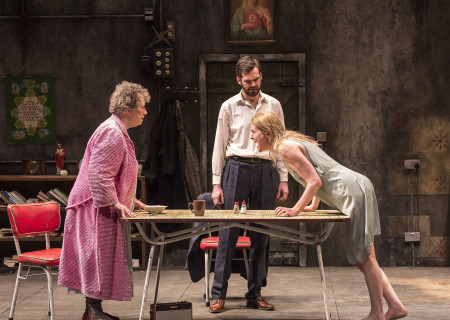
[143,205,167,214]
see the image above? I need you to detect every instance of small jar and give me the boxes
[233,202,239,214]
[240,201,247,214]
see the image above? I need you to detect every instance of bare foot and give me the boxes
[363,314,384,320]
[385,307,408,320]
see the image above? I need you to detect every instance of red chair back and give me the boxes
[7,201,61,237]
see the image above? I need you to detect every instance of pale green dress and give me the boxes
[284,139,381,264]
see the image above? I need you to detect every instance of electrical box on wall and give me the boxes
[166,20,175,41]
[404,159,420,170]
[144,7,154,23]
[405,232,421,242]
[153,48,174,78]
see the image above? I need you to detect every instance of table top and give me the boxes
[121,209,349,223]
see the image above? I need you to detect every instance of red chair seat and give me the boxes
[18,248,61,266]
[200,236,250,250]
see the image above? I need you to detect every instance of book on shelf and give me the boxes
[0,190,15,204]
[7,191,20,204]
[8,190,27,204]
[0,190,30,204]
[46,190,66,206]
[52,188,69,205]
[37,190,51,202]
[0,193,11,205]
[4,191,17,204]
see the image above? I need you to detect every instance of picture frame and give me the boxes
[226,0,277,45]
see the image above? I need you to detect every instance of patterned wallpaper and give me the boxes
[387,111,449,265]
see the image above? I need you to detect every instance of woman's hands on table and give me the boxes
[114,202,136,218]
[275,206,301,217]
[134,198,146,211]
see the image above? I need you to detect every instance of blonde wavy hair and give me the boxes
[251,112,318,165]
[109,81,151,115]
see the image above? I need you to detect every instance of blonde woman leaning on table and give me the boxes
[250,112,407,320]
[58,81,149,320]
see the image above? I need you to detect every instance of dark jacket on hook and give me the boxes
[142,101,181,208]
[142,100,202,208]
[175,100,202,203]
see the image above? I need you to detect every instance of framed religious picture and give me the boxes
[4,75,56,145]
[226,0,277,45]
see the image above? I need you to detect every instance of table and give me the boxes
[121,209,350,320]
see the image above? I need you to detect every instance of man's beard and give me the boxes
[242,85,260,97]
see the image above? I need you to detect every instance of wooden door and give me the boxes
[199,54,305,206]
[199,54,306,266]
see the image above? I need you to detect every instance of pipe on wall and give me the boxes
[0,0,144,19]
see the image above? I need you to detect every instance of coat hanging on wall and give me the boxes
[174,100,202,203]
[142,100,202,209]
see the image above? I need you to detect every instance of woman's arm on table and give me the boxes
[275,142,322,216]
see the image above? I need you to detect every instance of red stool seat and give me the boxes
[200,236,251,250]
[18,248,62,266]
[201,233,251,307]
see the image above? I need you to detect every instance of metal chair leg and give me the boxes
[204,249,211,306]
[47,267,51,317]
[9,263,22,320]
[44,266,55,320]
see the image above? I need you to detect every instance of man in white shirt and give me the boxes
[209,56,289,313]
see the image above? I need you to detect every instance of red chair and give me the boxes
[7,201,62,320]
[200,233,250,306]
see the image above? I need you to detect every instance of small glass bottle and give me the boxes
[233,202,239,214]
[240,200,247,214]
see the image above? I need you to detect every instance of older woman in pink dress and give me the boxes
[58,81,150,320]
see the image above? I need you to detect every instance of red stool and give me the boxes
[200,235,250,306]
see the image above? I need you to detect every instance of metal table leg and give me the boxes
[316,234,331,320]
[139,244,156,320]
[153,244,165,305]
[124,222,133,292]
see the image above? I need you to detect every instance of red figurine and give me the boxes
[55,144,66,174]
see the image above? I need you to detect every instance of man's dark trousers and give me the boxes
[211,159,277,299]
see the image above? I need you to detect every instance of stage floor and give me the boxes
[1,266,448,319]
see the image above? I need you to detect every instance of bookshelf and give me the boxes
[0,175,77,211]
[0,175,148,269]
[0,175,77,182]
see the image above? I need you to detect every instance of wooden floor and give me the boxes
[0,266,449,320]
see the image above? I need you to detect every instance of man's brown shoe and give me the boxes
[209,299,225,313]
[246,296,275,310]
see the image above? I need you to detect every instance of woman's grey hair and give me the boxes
[235,55,261,78]
[109,81,151,114]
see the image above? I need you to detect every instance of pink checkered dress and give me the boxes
[58,114,138,300]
